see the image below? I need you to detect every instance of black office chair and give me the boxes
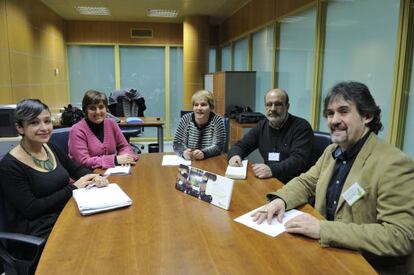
[0,187,45,275]
[108,92,146,154]
[308,131,331,206]
[180,110,193,117]
[49,127,71,155]
[312,131,331,165]
[223,117,230,153]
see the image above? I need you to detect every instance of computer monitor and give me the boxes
[0,105,18,137]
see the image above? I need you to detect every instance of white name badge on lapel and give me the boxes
[342,182,365,206]
[268,152,280,161]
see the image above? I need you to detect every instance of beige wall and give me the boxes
[65,21,183,45]
[219,0,315,44]
[0,0,12,103]
[0,0,315,111]
[0,0,68,111]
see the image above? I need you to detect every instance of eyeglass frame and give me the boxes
[265,101,286,109]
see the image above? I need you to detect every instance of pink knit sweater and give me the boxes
[68,118,138,169]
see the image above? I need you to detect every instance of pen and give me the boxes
[85,183,96,189]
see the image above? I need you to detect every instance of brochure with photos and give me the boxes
[175,164,234,210]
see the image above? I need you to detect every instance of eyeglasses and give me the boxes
[265,102,285,108]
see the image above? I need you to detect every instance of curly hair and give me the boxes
[323,81,383,134]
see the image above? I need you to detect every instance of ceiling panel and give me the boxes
[41,0,250,24]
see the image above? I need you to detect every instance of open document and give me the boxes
[72,183,132,215]
[225,160,248,179]
[234,206,303,237]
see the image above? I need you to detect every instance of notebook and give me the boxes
[104,165,131,176]
[72,183,132,215]
[225,160,248,180]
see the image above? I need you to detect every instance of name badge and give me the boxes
[268,152,280,161]
[342,182,365,206]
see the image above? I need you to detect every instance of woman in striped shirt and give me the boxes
[173,90,225,160]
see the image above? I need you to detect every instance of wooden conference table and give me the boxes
[35,154,375,275]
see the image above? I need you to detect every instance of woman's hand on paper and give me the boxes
[73,174,108,189]
[250,198,286,225]
[117,154,136,165]
[92,174,109,188]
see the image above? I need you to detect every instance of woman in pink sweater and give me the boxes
[68,90,139,169]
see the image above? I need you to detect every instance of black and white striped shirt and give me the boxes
[173,112,225,158]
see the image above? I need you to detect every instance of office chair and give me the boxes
[108,92,146,154]
[0,187,45,275]
[223,117,230,153]
[312,131,331,165]
[308,131,331,206]
[49,127,71,155]
[180,110,193,117]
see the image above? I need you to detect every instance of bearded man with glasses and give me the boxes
[227,88,313,183]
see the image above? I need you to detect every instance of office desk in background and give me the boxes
[54,117,165,153]
[118,117,164,153]
[35,154,375,275]
[229,118,256,147]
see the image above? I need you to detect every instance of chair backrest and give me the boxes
[0,186,5,274]
[0,186,6,232]
[180,110,193,117]
[223,117,230,153]
[312,131,331,165]
[109,95,146,118]
[109,96,146,141]
[49,128,71,155]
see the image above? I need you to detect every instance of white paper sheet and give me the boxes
[104,165,131,175]
[234,206,304,237]
[162,155,191,166]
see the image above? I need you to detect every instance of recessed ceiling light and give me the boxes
[75,6,111,16]
[147,9,178,18]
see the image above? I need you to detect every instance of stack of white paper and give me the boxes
[104,165,131,176]
[72,184,132,215]
[161,155,191,166]
[225,160,248,179]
